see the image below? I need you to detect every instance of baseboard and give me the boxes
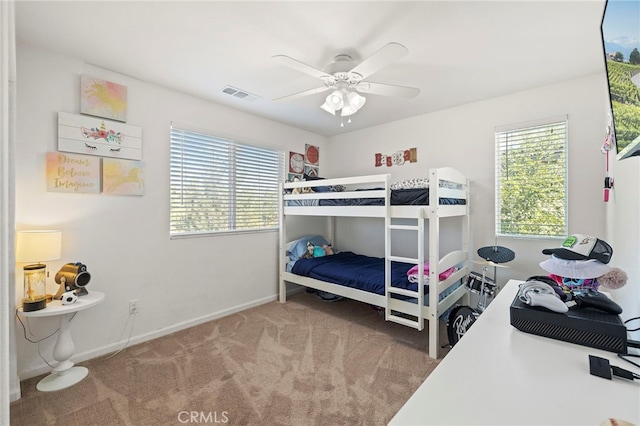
[10,386,21,402]
[18,294,278,381]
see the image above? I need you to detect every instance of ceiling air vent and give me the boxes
[220,85,260,102]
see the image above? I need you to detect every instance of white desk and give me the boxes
[389,280,640,426]
[18,291,105,392]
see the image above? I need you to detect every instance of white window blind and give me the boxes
[170,127,283,236]
[495,117,568,237]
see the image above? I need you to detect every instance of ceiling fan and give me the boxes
[272,42,420,120]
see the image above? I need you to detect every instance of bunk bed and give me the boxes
[278,167,470,359]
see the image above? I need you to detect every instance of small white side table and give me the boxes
[18,291,105,392]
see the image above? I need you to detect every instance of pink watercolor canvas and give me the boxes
[102,158,145,196]
[46,152,100,194]
[80,75,128,122]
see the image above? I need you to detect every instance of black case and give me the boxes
[510,294,627,353]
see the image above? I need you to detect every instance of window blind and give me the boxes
[495,118,568,237]
[170,127,283,236]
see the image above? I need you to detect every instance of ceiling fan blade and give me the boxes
[273,85,330,103]
[272,55,333,80]
[356,82,421,99]
[350,42,409,79]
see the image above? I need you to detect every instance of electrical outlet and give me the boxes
[129,299,140,315]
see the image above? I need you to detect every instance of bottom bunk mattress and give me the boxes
[290,251,460,305]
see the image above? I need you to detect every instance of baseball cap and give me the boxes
[542,234,613,264]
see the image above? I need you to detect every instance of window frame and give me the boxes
[169,125,284,238]
[494,115,569,238]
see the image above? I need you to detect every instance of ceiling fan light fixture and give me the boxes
[341,91,366,117]
[326,90,344,110]
[348,91,366,109]
[341,104,354,117]
[320,101,336,115]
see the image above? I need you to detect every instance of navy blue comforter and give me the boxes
[291,251,425,295]
[317,188,466,206]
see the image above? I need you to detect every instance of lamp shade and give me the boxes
[16,230,62,263]
[325,90,344,110]
[320,101,336,115]
[348,91,366,110]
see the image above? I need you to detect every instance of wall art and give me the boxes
[304,165,319,178]
[289,151,304,174]
[46,151,100,194]
[80,75,128,122]
[375,147,418,167]
[58,112,142,160]
[305,144,319,166]
[102,158,145,196]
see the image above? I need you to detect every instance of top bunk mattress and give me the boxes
[283,169,468,210]
[288,187,465,206]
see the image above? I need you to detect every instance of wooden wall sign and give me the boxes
[375,147,417,167]
[58,112,142,160]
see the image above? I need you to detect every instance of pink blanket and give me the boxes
[407,263,456,281]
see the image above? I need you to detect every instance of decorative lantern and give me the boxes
[16,230,62,312]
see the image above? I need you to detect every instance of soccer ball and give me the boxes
[61,291,78,305]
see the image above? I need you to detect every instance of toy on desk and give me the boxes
[597,267,627,290]
[53,262,91,301]
[60,291,78,305]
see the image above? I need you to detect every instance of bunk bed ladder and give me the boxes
[385,212,425,331]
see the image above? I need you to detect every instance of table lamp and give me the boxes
[16,230,62,312]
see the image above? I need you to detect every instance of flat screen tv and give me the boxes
[601,0,640,160]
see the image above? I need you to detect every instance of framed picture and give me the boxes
[102,158,145,196]
[46,151,100,194]
[289,151,304,174]
[58,112,142,160]
[305,144,319,166]
[287,173,303,182]
[304,165,319,178]
[80,75,128,122]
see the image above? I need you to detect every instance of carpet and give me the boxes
[10,291,446,425]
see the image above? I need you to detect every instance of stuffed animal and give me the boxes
[301,241,316,259]
[301,242,334,259]
[598,267,627,289]
[291,177,314,194]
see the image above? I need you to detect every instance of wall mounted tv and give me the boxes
[601,0,640,160]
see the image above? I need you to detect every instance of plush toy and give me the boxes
[301,241,315,259]
[598,267,627,289]
[291,177,314,195]
[301,242,334,259]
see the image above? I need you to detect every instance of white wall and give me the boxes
[15,45,638,384]
[324,73,610,285]
[606,156,640,339]
[14,46,325,380]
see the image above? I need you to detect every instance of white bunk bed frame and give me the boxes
[278,167,470,359]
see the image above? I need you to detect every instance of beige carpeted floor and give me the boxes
[10,291,448,426]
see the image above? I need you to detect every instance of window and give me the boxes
[170,126,283,236]
[495,116,568,237]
